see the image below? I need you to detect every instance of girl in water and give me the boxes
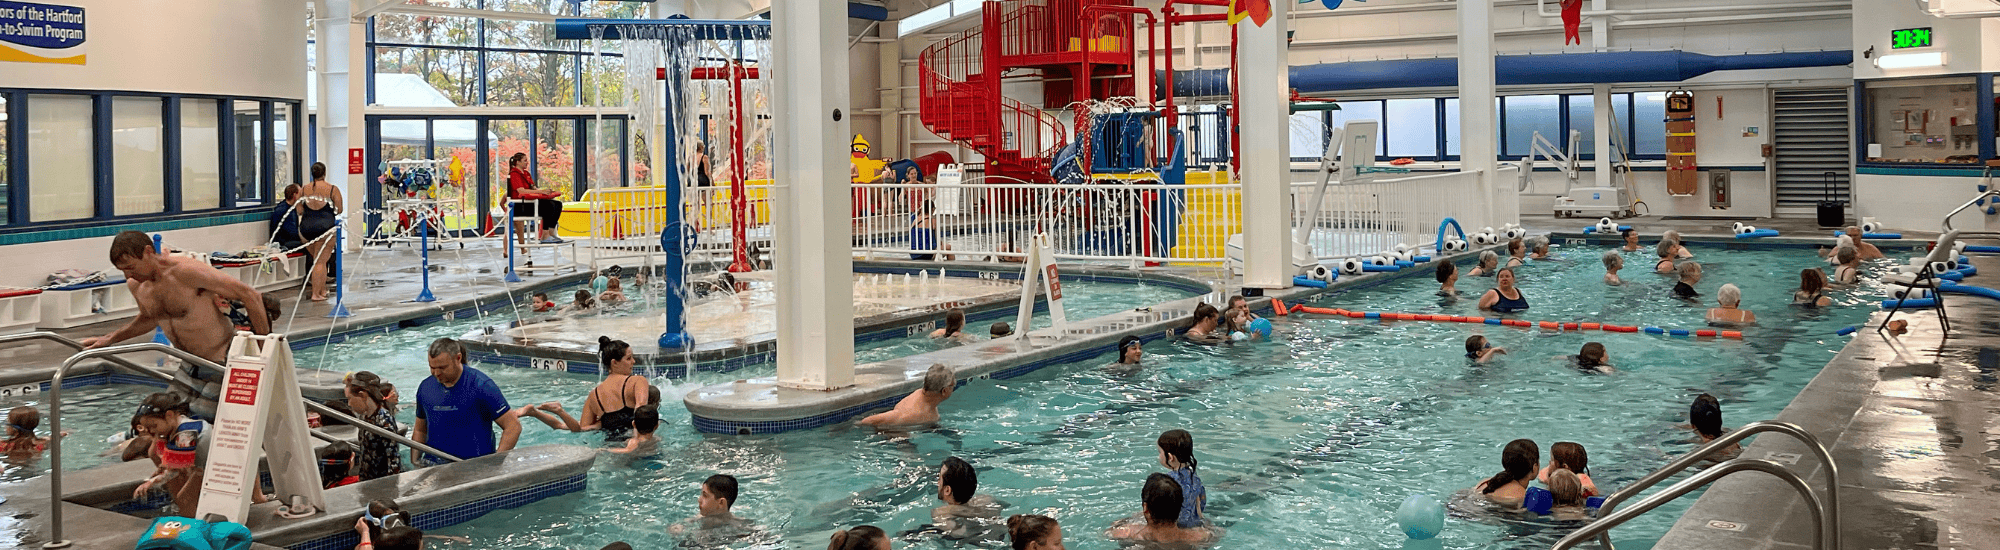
[1472,439,1540,510]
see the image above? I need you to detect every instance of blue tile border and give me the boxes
[285,473,588,550]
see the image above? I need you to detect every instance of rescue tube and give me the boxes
[1733,229,1781,239]
[1271,298,1289,315]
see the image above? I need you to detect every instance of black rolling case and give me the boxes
[1816,171,1845,228]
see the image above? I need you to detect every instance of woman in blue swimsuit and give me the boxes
[1478,267,1530,313]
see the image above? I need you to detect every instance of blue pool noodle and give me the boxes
[1362,264,1403,272]
[1582,225,1633,234]
[1293,276,1328,288]
[1833,231,1903,239]
[1412,256,1432,263]
[1643,326,1665,334]
[1881,298,1939,309]
[1364,312,1382,319]
[1733,229,1781,239]
[1938,283,2000,302]
[1394,260,1416,268]
[1939,271,1965,282]
[1836,326,1858,336]
[1967,245,2000,254]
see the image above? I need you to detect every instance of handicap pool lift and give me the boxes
[1226,120,1390,276]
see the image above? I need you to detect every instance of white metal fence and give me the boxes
[1290,169,1494,260]
[573,170,1497,269]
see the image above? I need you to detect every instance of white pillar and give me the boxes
[772,0,856,390]
[1238,4,1292,289]
[1590,0,1610,48]
[316,0,368,253]
[1458,0,1499,227]
[878,22,904,159]
[1592,84,1613,187]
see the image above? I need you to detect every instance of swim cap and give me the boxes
[1118,335,1142,351]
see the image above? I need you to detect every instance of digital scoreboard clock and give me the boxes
[1891,27,1933,49]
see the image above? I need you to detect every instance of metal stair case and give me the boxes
[1551,420,1840,550]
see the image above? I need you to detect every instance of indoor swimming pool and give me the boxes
[0,244,1894,549]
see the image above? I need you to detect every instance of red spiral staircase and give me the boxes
[917,0,1138,183]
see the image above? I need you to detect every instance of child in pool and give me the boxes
[1706,283,1757,325]
[1672,262,1702,299]
[1602,251,1623,286]
[530,292,556,313]
[989,322,1013,339]
[930,308,972,341]
[606,405,659,455]
[669,474,752,535]
[1546,468,1592,521]
[1436,261,1460,295]
[563,289,596,314]
[1794,268,1833,307]
[1566,342,1614,373]
[1469,251,1501,277]
[1157,429,1206,528]
[1832,246,1860,284]
[5,406,51,459]
[598,276,628,306]
[1473,439,1539,510]
[1537,442,1599,497]
[1464,335,1507,363]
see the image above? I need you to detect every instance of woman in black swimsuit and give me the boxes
[298,162,343,302]
[516,336,653,442]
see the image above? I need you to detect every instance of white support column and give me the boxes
[1238,4,1292,289]
[1458,0,1500,227]
[1593,84,1613,187]
[1590,0,1610,48]
[319,0,367,252]
[772,0,856,390]
[878,22,904,160]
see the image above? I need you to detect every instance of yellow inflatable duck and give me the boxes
[850,134,887,184]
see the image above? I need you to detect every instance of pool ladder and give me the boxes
[1551,421,1840,550]
[0,332,465,549]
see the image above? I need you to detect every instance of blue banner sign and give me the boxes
[0,0,85,65]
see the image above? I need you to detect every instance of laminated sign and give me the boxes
[0,0,84,65]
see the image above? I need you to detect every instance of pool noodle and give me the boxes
[1938,283,2000,302]
[1833,231,1903,239]
[1732,229,1781,239]
[1412,256,1432,263]
[1361,264,1403,272]
[1581,225,1633,234]
[1292,276,1329,288]
[1835,326,1858,336]
[1966,245,2000,254]
[1881,298,1938,309]
[1394,260,1417,268]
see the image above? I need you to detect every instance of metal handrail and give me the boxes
[44,342,462,549]
[1940,188,1998,233]
[0,331,160,381]
[1552,459,1827,550]
[1589,420,1839,550]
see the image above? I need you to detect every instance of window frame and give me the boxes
[1853,74,1998,168]
[0,89,293,235]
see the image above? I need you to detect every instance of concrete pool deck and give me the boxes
[1649,250,2000,550]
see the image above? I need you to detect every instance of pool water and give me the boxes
[0,384,157,478]
[855,280,1200,364]
[9,245,1892,550]
[400,245,1882,550]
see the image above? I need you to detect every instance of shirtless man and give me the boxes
[930,456,1005,540]
[84,232,269,416]
[857,364,955,427]
[1844,226,1886,260]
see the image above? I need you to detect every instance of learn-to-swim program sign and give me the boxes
[0,0,84,65]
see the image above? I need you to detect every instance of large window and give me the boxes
[232,100,265,205]
[1385,99,1439,158]
[1861,77,1984,165]
[111,97,165,216]
[28,94,93,222]
[1502,95,1561,158]
[368,2,646,109]
[275,103,298,189]
[181,99,222,211]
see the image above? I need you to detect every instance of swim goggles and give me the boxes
[362,505,408,529]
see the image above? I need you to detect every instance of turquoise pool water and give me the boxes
[8,245,1896,549]
[365,245,1887,550]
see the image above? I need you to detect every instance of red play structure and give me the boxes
[916,0,1236,184]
